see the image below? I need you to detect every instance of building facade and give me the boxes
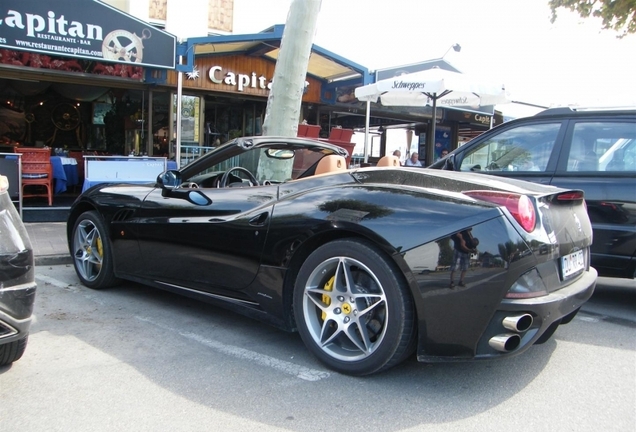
[1,0,498,167]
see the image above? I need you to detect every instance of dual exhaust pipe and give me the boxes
[502,314,533,332]
[489,314,533,353]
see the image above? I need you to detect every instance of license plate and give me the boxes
[561,250,585,279]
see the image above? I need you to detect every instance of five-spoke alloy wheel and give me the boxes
[294,239,415,376]
[71,211,120,289]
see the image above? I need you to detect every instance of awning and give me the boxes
[183,25,369,83]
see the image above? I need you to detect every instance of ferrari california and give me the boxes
[67,136,596,376]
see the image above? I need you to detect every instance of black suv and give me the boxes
[430,107,635,279]
[0,175,36,366]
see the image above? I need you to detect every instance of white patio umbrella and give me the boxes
[354,66,509,163]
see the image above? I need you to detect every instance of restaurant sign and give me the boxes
[445,107,493,126]
[207,66,275,92]
[169,56,322,104]
[0,0,176,69]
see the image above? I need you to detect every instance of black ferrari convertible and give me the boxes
[67,136,597,376]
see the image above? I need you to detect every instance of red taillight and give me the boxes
[464,190,536,232]
[556,191,584,201]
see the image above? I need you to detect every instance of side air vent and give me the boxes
[111,209,136,222]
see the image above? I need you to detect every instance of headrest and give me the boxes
[315,155,347,175]
[377,155,401,167]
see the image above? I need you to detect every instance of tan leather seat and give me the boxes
[377,155,401,167]
[315,155,347,175]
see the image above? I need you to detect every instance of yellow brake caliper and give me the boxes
[322,276,334,321]
[96,236,103,267]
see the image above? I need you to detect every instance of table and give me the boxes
[82,156,168,192]
[0,153,21,207]
[50,156,79,194]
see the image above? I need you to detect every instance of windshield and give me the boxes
[459,123,560,172]
[186,145,333,186]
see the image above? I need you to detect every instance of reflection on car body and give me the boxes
[67,136,597,375]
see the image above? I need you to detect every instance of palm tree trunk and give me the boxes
[262,0,322,137]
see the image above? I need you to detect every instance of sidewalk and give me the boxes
[25,222,72,266]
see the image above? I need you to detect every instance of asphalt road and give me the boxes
[1,266,634,432]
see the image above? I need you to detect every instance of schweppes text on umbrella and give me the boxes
[391,80,427,91]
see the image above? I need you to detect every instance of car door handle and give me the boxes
[249,212,269,226]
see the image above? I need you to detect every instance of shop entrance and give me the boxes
[204,96,265,145]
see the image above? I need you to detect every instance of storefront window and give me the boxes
[244,104,264,137]
[152,92,170,156]
[173,94,201,145]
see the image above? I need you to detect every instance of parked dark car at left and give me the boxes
[0,175,36,366]
[67,136,596,376]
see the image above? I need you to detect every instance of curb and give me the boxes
[35,255,73,266]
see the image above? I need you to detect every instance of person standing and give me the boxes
[449,229,479,288]
[436,148,449,161]
[405,152,422,167]
[392,149,402,165]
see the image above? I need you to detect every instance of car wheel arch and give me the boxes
[282,230,362,330]
[67,201,99,245]
[282,229,415,330]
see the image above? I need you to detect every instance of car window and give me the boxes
[187,146,329,186]
[458,123,560,173]
[564,122,636,173]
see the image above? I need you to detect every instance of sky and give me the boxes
[233,0,636,118]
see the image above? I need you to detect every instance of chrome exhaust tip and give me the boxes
[489,333,521,352]
[502,314,533,332]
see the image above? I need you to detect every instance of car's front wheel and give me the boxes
[293,239,416,376]
[71,211,120,289]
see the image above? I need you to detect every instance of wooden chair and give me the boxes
[15,147,53,206]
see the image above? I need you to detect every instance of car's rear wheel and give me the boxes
[293,239,416,376]
[71,211,120,289]
[0,336,28,366]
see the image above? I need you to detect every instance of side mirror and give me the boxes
[157,170,181,189]
[156,170,212,205]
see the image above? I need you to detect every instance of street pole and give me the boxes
[176,60,183,168]
[364,100,370,163]
[429,96,437,166]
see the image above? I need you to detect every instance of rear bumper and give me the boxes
[474,267,597,358]
[0,282,37,345]
[416,267,597,363]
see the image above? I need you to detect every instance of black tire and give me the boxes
[70,211,120,289]
[293,239,416,376]
[0,336,28,366]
